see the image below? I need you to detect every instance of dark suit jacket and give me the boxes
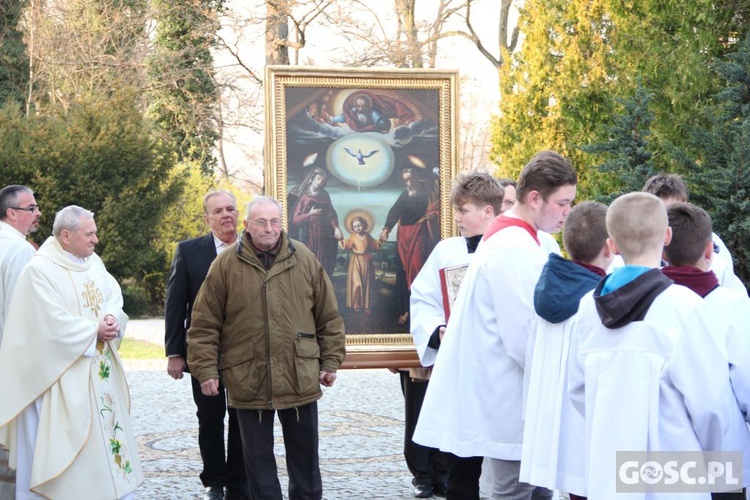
[164,233,217,362]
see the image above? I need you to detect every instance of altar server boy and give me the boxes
[415,150,577,499]
[661,202,750,499]
[407,171,504,497]
[568,192,740,499]
[521,201,612,499]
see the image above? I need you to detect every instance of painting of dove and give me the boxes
[344,147,379,165]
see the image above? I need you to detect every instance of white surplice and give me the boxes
[413,225,549,459]
[521,313,587,495]
[410,236,473,367]
[710,232,746,293]
[700,286,750,485]
[0,220,35,345]
[569,285,739,499]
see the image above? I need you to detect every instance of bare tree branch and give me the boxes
[215,32,263,83]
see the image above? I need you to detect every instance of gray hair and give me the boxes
[203,190,237,214]
[52,205,94,237]
[244,196,282,220]
[0,185,33,221]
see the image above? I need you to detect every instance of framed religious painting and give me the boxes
[264,66,459,369]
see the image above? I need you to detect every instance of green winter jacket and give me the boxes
[187,230,346,410]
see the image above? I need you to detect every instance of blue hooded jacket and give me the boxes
[534,253,604,324]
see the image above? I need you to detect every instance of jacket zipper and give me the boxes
[263,280,273,409]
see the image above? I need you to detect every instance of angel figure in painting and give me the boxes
[339,215,381,314]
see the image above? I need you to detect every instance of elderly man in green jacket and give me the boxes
[188,196,346,500]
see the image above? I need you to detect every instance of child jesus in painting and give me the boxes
[339,215,381,314]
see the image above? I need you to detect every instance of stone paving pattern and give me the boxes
[124,319,416,499]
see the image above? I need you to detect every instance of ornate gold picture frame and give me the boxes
[265,66,458,368]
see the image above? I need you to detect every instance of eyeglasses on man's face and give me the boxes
[250,219,282,228]
[11,204,40,213]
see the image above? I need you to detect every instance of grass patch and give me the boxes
[118,338,163,360]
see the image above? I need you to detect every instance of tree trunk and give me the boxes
[395,0,422,68]
[266,0,290,65]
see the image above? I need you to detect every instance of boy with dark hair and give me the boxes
[662,202,750,499]
[643,173,745,293]
[642,172,689,203]
[415,150,577,499]
[663,202,713,269]
[408,171,504,497]
[521,201,612,500]
[569,193,740,498]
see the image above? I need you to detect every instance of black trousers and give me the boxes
[190,375,246,490]
[445,454,483,500]
[236,402,322,500]
[400,371,450,488]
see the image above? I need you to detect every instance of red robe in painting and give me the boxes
[339,90,416,132]
[383,188,440,290]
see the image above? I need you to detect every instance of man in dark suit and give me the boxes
[165,190,248,500]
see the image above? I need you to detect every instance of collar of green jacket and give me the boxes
[236,230,296,269]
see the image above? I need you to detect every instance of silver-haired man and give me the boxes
[0,205,143,499]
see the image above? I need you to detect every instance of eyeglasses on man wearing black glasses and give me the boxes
[10,204,40,212]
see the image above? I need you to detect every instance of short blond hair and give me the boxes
[607,192,667,260]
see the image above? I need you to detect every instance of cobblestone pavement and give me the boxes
[123,319,416,499]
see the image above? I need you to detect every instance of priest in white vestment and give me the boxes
[0,185,42,500]
[0,184,41,345]
[0,205,143,500]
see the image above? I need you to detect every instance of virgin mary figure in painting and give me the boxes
[288,167,343,276]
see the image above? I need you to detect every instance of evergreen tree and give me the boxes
[489,0,617,199]
[0,0,29,105]
[606,0,748,153]
[0,90,185,294]
[147,0,224,175]
[0,102,29,180]
[677,34,750,286]
[580,85,658,202]
[491,0,750,199]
